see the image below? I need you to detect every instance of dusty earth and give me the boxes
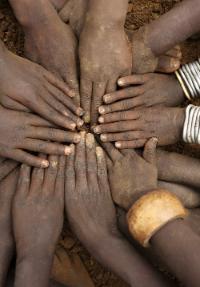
[0,0,200,286]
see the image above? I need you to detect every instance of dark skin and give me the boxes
[13,155,65,287]
[59,0,88,37]
[0,169,19,287]
[0,40,83,128]
[95,106,185,148]
[65,132,170,287]
[79,0,132,124]
[0,157,19,182]
[157,149,200,189]
[0,106,80,167]
[104,140,158,210]
[100,73,185,111]
[131,0,200,73]
[9,0,80,104]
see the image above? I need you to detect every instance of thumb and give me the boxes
[143,137,158,165]
[59,0,73,22]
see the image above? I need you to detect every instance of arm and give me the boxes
[151,219,200,287]
[157,149,200,189]
[13,155,65,287]
[146,0,200,56]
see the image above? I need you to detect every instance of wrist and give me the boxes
[9,0,55,29]
[87,0,128,27]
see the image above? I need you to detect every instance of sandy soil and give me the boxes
[0,0,200,286]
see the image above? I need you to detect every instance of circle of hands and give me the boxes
[0,0,188,286]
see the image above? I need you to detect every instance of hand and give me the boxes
[0,169,18,286]
[95,106,185,148]
[79,17,132,124]
[103,139,158,210]
[100,73,184,112]
[10,0,81,106]
[131,26,181,74]
[13,155,65,259]
[0,47,83,128]
[65,132,117,250]
[0,157,19,181]
[0,106,79,167]
[59,0,88,37]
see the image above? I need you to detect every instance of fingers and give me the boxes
[75,131,87,185]
[27,127,81,144]
[98,111,140,124]
[96,147,110,194]
[0,160,19,181]
[43,155,59,194]
[94,121,142,134]
[156,55,180,73]
[30,154,46,192]
[22,139,72,156]
[65,144,75,193]
[117,74,147,87]
[99,97,143,115]
[80,79,92,123]
[54,155,66,199]
[17,164,31,196]
[143,137,158,165]
[27,114,56,128]
[30,98,76,130]
[115,139,147,149]
[46,84,83,117]
[100,131,150,143]
[1,149,49,168]
[103,86,143,104]
[165,45,182,59]
[101,142,122,162]
[106,78,118,94]
[86,133,98,188]
[1,95,31,112]
[44,70,76,98]
[91,82,106,126]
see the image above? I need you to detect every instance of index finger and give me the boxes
[118,74,147,87]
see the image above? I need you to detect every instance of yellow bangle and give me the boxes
[127,189,188,247]
[175,70,192,101]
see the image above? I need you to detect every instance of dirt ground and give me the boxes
[0,0,200,286]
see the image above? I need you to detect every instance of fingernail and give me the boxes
[115,142,121,148]
[100,134,107,142]
[77,107,84,116]
[63,111,69,117]
[103,94,110,103]
[93,126,101,134]
[51,160,58,168]
[65,146,72,155]
[77,118,84,127]
[96,146,104,157]
[68,90,76,97]
[70,123,76,130]
[152,137,158,144]
[74,134,81,143]
[42,160,49,168]
[83,112,90,123]
[118,79,124,86]
[99,106,106,115]
[98,116,104,123]
[171,58,179,69]
[86,133,95,148]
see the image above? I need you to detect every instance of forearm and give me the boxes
[14,252,53,287]
[151,219,200,287]
[90,235,169,287]
[9,0,57,28]
[87,0,128,26]
[146,0,200,56]
[0,244,14,286]
[157,150,200,188]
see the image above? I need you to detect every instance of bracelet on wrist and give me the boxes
[127,189,187,247]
